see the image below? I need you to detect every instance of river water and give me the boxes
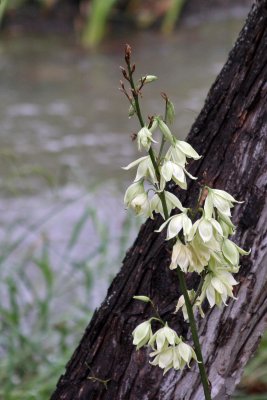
[0,16,246,315]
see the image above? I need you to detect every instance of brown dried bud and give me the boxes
[125,44,132,63]
[131,132,137,141]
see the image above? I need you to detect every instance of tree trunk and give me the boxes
[51,1,267,399]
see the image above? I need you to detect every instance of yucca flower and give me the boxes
[222,238,250,266]
[165,139,201,168]
[149,324,178,351]
[123,155,158,184]
[170,239,192,272]
[132,320,152,350]
[204,187,243,218]
[149,338,198,374]
[160,160,197,191]
[175,290,204,321]
[189,216,223,243]
[187,233,221,273]
[156,212,192,241]
[137,126,157,151]
[201,266,238,308]
[150,190,185,220]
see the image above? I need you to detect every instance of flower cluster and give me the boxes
[132,321,197,374]
[121,52,249,381]
[123,123,200,218]
[159,188,249,307]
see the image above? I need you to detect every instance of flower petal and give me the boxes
[198,219,213,242]
[167,215,183,239]
[123,156,149,170]
[176,141,201,160]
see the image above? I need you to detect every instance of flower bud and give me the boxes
[128,101,136,118]
[141,75,158,84]
[157,118,175,145]
[166,99,175,125]
[133,295,151,303]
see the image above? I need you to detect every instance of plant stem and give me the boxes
[192,272,205,306]
[124,51,211,399]
[126,60,169,220]
[177,269,211,400]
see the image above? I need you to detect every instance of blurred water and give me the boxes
[0,17,245,308]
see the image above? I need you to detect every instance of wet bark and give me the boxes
[51,1,267,399]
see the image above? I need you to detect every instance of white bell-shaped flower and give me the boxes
[175,290,204,321]
[156,212,192,241]
[131,192,150,216]
[123,156,157,184]
[150,190,186,220]
[137,126,157,151]
[165,140,201,169]
[170,239,192,272]
[149,324,178,351]
[204,187,243,218]
[160,160,197,191]
[201,264,238,308]
[189,216,223,243]
[222,238,250,267]
[132,320,152,350]
[150,344,174,374]
[149,337,198,374]
[124,181,144,208]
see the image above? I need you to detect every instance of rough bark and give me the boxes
[51,1,267,399]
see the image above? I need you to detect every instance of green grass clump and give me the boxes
[0,198,139,399]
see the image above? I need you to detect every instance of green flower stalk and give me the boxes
[120,44,249,400]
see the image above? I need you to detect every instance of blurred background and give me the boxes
[0,1,266,399]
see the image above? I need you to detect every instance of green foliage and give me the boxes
[0,0,188,46]
[82,0,119,48]
[0,198,139,399]
[162,0,187,34]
